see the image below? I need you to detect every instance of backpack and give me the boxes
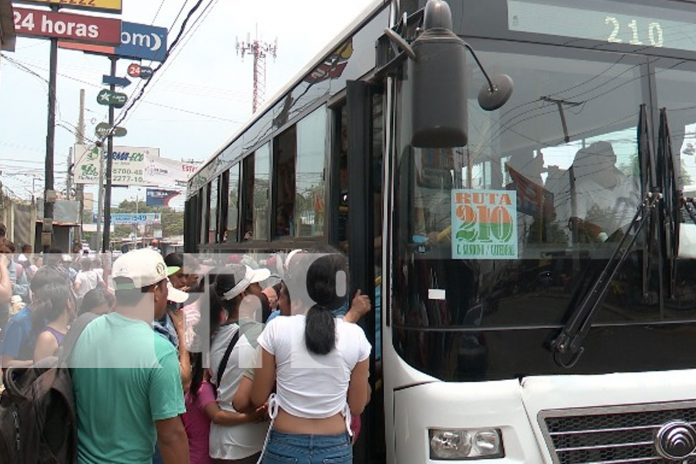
[0,313,97,464]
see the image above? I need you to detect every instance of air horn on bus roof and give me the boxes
[384,0,513,148]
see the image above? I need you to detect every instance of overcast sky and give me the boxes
[0,0,378,209]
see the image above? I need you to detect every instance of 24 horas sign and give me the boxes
[12,7,120,45]
[14,0,122,13]
[451,190,518,260]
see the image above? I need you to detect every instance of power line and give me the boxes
[4,53,103,89]
[169,0,191,32]
[110,0,210,134]
[151,0,166,24]
[120,0,220,128]
[68,1,213,180]
[5,46,243,125]
[1,52,49,84]
[0,54,95,144]
[141,100,240,122]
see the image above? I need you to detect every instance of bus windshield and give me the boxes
[392,38,696,379]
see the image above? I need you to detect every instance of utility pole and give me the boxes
[237,29,277,113]
[66,148,74,248]
[540,96,582,144]
[66,149,72,200]
[42,7,59,252]
[75,89,85,242]
[96,144,104,254]
[102,56,117,252]
[133,188,139,243]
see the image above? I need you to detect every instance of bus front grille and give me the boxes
[539,402,696,464]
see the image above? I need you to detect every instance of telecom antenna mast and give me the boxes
[237,30,278,113]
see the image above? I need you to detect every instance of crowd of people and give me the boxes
[0,225,373,464]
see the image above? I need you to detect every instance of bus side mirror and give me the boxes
[385,0,514,148]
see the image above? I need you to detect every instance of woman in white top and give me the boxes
[73,258,102,299]
[208,264,271,463]
[251,253,372,463]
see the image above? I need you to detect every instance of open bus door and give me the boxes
[346,79,385,463]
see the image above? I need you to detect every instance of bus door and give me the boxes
[343,79,385,463]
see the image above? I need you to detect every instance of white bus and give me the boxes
[186,0,696,462]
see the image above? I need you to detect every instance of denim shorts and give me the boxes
[262,430,352,464]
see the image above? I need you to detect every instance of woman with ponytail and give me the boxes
[32,269,76,363]
[250,253,372,464]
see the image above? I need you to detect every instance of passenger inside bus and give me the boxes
[412,148,456,246]
[562,141,640,242]
[505,150,563,245]
[506,150,544,187]
[410,147,638,247]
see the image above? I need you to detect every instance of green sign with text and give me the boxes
[96,89,127,108]
[95,122,127,138]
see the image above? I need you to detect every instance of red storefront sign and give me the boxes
[13,7,120,45]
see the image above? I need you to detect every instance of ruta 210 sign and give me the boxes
[451,190,519,260]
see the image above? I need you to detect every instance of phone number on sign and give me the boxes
[113,176,144,184]
[113,168,143,175]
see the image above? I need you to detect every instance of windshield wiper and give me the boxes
[550,192,661,368]
[550,105,659,368]
[657,109,680,299]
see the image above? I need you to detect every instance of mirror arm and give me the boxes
[383,28,417,60]
[462,42,495,93]
[382,30,497,94]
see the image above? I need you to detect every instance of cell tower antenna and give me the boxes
[237,26,278,113]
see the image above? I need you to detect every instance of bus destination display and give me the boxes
[508,0,696,52]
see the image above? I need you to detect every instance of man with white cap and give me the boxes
[70,248,190,464]
[154,260,192,389]
[151,261,192,464]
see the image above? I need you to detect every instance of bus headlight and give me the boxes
[429,428,504,460]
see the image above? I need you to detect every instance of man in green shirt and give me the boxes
[70,248,189,464]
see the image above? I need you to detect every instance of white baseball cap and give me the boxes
[166,282,189,304]
[112,248,188,303]
[221,265,271,301]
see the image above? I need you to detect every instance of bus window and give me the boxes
[200,184,209,245]
[254,144,270,240]
[295,106,327,238]
[185,195,199,252]
[241,155,254,240]
[226,164,240,242]
[209,177,219,243]
[274,127,297,238]
[336,105,349,247]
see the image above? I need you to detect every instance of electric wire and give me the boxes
[6,55,235,124]
[65,0,221,169]
[120,0,190,110]
[118,0,221,129]
[151,0,166,24]
[109,0,210,134]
